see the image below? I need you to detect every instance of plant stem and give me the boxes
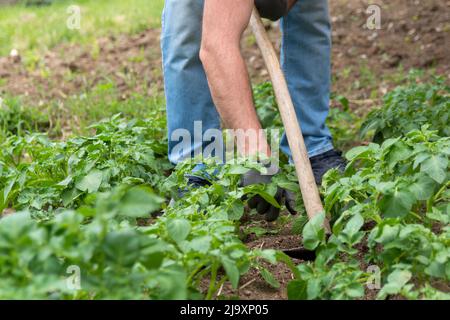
[187,263,205,287]
[205,262,219,300]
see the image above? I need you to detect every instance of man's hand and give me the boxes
[241,169,298,221]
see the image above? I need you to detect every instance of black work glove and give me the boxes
[241,168,298,222]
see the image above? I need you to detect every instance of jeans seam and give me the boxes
[281,17,288,75]
[307,144,334,158]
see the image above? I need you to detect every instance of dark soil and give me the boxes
[217,221,306,300]
[243,0,450,112]
[1,0,448,106]
[0,29,162,101]
[196,215,311,300]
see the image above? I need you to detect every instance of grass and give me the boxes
[57,81,165,135]
[0,0,166,134]
[0,0,165,56]
[0,80,165,138]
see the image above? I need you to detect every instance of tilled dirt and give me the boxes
[217,234,302,300]
[244,0,450,112]
[0,29,163,101]
[1,0,448,106]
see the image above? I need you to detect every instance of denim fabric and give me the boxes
[161,0,334,165]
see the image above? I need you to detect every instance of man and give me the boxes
[161,0,346,221]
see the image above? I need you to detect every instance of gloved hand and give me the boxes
[241,168,298,222]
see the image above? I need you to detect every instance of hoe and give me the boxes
[249,7,331,260]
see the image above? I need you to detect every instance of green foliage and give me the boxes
[0,185,186,299]
[360,73,450,142]
[326,126,449,220]
[327,94,363,151]
[253,82,362,151]
[56,82,166,135]
[253,82,283,129]
[0,97,50,137]
[0,114,170,216]
[0,129,294,298]
[157,158,304,298]
[288,127,449,300]
[1,79,449,300]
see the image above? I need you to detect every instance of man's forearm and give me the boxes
[200,0,270,157]
[201,45,255,130]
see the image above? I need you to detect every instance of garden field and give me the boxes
[0,0,449,300]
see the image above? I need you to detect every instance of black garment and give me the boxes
[255,0,289,21]
[310,149,347,185]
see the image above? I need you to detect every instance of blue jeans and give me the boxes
[161,0,334,165]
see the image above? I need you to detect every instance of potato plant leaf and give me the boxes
[75,169,103,193]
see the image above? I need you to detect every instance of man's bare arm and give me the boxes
[200,0,270,158]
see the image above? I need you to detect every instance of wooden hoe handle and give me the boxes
[249,7,331,232]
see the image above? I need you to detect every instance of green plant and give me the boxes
[0,156,296,299]
[0,114,170,216]
[253,82,283,129]
[0,105,301,298]
[253,82,362,151]
[327,94,363,151]
[1,78,449,300]
[360,73,450,142]
[159,158,302,298]
[288,126,449,300]
[0,185,185,299]
[0,96,50,137]
[44,81,166,135]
